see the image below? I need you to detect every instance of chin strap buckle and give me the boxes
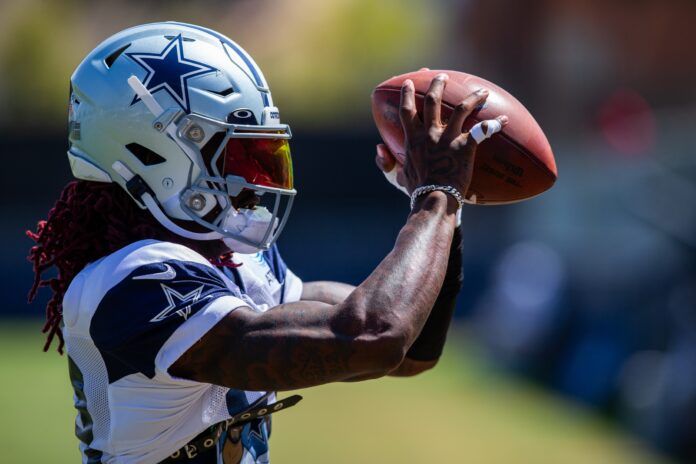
[125,174,155,207]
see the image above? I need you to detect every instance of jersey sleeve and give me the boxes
[89,258,247,384]
[284,268,303,303]
[262,244,303,304]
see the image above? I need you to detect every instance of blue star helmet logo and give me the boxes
[127,34,217,113]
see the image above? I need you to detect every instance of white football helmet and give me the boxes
[68,22,295,253]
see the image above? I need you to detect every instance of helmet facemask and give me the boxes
[176,113,296,253]
[122,75,296,254]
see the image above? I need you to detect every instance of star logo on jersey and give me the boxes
[253,253,277,286]
[126,35,217,113]
[247,419,266,442]
[150,283,204,323]
[264,270,276,287]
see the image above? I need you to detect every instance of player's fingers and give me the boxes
[423,73,448,128]
[399,79,418,134]
[456,115,508,147]
[470,115,508,144]
[375,144,396,173]
[441,89,489,143]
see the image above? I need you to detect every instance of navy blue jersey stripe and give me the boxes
[90,260,239,383]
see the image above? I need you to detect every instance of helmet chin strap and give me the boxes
[114,160,271,251]
[111,160,221,241]
[142,193,222,241]
[123,75,223,241]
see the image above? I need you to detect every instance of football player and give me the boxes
[27,22,505,464]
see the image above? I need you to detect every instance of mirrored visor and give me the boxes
[222,136,294,191]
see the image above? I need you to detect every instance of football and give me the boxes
[371,70,557,204]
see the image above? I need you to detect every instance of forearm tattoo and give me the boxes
[405,226,463,361]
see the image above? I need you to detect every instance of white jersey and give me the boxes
[62,239,303,464]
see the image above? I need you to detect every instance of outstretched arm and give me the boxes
[390,225,462,376]
[301,225,462,378]
[301,281,355,305]
[171,75,505,391]
[172,191,457,390]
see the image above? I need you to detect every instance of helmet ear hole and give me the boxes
[126,143,166,166]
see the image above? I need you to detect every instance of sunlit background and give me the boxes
[1,0,695,463]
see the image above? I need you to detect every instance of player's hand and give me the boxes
[375,143,408,195]
[398,73,508,196]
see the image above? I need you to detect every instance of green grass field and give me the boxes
[1,320,670,463]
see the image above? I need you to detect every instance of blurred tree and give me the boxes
[0,0,443,130]
[242,0,442,128]
[0,0,80,130]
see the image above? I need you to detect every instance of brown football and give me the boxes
[371,70,557,204]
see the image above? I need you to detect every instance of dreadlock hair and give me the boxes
[27,180,238,354]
